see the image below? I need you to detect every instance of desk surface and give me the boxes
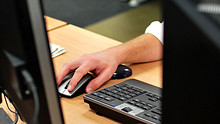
[0,23,162,124]
[45,16,67,31]
[49,24,163,124]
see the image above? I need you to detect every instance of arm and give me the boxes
[56,33,163,93]
[108,33,163,64]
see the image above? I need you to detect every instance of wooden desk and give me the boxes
[0,24,162,124]
[48,24,163,124]
[45,16,67,31]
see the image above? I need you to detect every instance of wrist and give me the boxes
[103,46,126,65]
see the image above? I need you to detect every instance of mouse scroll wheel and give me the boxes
[124,69,130,71]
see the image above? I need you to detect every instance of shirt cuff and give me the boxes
[145,21,164,44]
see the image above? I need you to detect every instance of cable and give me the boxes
[2,69,40,124]
[13,110,18,124]
[3,94,16,114]
[3,94,18,124]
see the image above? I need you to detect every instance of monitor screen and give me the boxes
[0,0,64,123]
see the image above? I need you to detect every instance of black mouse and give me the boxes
[111,65,132,79]
[58,71,93,98]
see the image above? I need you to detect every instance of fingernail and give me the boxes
[67,85,72,91]
[87,87,93,93]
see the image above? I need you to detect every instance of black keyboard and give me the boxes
[83,79,162,124]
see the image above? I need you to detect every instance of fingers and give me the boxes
[86,69,113,93]
[56,61,79,86]
[67,64,90,91]
[57,52,118,93]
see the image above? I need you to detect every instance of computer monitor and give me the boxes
[163,0,220,123]
[0,0,64,123]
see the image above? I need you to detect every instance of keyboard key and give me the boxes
[151,109,162,115]
[153,95,160,99]
[98,95,104,98]
[104,97,114,101]
[148,97,159,102]
[144,113,151,117]
[121,107,132,112]
[111,90,118,94]
[147,103,154,108]
[134,103,142,108]
[127,101,135,105]
[116,88,122,92]
[121,87,128,90]
[122,91,129,95]
[116,92,123,96]
[124,95,132,99]
[119,97,127,101]
[133,99,140,102]
[99,90,108,94]
[142,106,151,110]
[111,94,119,98]
[146,93,154,97]
[106,92,114,96]
[151,115,159,120]
[133,87,144,92]
[135,91,142,95]
[140,101,147,106]
[91,92,99,96]
[127,89,134,93]
[105,87,116,92]
[141,90,147,94]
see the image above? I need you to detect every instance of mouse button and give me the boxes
[58,79,70,91]
[62,75,72,83]
[74,74,93,89]
[60,75,72,86]
[111,73,122,79]
[124,68,131,72]
[111,65,132,79]
[58,86,65,94]
[118,65,132,72]
[62,90,72,96]
[124,68,132,75]
[66,72,74,78]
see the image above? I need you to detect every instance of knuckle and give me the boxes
[92,81,102,89]
[83,54,96,62]
[75,68,84,74]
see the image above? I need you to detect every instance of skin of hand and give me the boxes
[56,33,163,93]
[56,48,121,93]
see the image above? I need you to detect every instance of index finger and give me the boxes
[56,62,79,86]
[67,64,91,91]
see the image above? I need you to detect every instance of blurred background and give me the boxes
[42,0,162,42]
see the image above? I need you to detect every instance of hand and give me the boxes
[56,50,120,93]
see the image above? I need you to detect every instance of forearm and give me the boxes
[105,33,163,64]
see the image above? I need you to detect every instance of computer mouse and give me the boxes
[111,65,132,79]
[58,71,93,98]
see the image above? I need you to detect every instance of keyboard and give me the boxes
[83,79,162,124]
